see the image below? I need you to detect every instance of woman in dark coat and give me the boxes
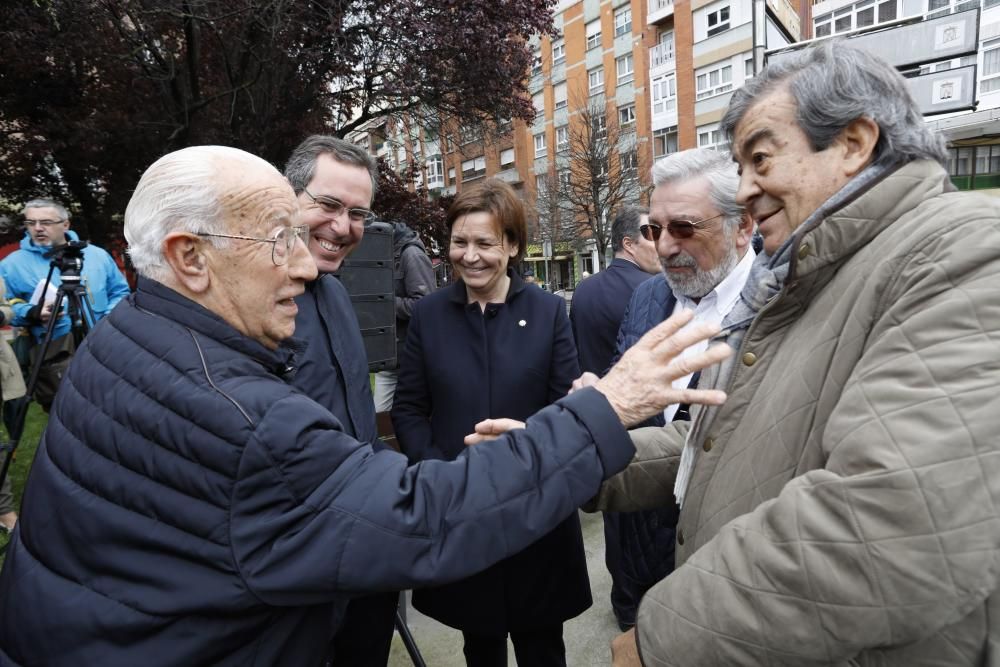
[391,178,589,666]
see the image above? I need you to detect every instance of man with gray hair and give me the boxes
[0,144,733,665]
[594,148,754,632]
[591,40,1000,666]
[282,134,393,665]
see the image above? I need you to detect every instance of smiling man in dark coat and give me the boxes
[0,145,732,666]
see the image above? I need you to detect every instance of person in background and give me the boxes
[372,221,435,413]
[0,277,27,534]
[0,198,130,412]
[283,134,391,666]
[568,204,662,630]
[392,178,588,666]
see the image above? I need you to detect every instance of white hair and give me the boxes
[124,145,277,282]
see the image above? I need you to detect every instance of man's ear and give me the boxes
[162,232,210,293]
[734,212,754,251]
[837,116,880,177]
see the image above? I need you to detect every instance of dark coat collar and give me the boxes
[447,268,526,306]
[133,277,303,376]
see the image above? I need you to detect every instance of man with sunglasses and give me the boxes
[282,135,399,666]
[0,199,130,418]
[600,148,754,633]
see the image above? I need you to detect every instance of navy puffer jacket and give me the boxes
[610,274,681,592]
[0,278,635,666]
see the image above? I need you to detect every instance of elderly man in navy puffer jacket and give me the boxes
[0,145,731,667]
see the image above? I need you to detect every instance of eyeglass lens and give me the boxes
[312,193,371,224]
[640,221,699,242]
[24,219,62,228]
[271,227,309,265]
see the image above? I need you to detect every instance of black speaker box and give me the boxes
[337,222,396,372]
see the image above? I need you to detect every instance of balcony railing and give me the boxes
[650,42,675,69]
[649,0,674,17]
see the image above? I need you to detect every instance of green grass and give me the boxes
[0,402,49,562]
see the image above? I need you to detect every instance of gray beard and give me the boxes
[663,244,741,299]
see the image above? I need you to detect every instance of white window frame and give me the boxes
[614,6,632,37]
[589,67,605,93]
[983,39,1000,94]
[556,126,569,150]
[707,5,730,36]
[695,62,733,100]
[500,148,516,168]
[552,38,566,65]
[426,156,444,187]
[593,114,608,139]
[616,53,634,84]
[533,91,545,116]
[620,149,638,174]
[697,125,727,151]
[554,82,568,111]
[534,132,548,158]
[461,156,487,180]
[531,52,543,76]
[651,73,676,114]
[586,19,602,50]
[618,104,636,127]
[653,127,678,158]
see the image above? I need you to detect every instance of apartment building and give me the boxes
[810,0,1000,192]
[349,0,807,287]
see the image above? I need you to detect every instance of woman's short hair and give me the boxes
[446,178,527,265]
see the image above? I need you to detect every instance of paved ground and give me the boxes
[388,510,620,666]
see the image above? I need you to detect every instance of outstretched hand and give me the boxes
[595,309,731,427]
[464,418,526,446]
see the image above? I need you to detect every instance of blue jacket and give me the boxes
[610,274,681,590]
[0,230,131,342]
[292,274,377,446]
[570,257,657,375]
[391,270,591,633]
[0,278,634,667]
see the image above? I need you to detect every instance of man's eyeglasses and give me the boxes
[24,219,66,229]
[639,213,727,242]
[197,225,310,266]
[302,188,375,225]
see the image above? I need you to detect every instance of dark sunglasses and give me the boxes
[639,212,727,241]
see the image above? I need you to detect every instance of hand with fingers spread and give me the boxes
[594,309,731,428]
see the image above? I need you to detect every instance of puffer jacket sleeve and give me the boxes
[230,386,635,602]
[635,213,1000,665]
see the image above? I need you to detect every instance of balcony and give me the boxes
[649,42,676,74]
[648,0,674,24]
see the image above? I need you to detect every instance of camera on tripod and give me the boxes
[43,240,89,278]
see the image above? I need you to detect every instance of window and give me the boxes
[448,167,456,181]
[877,0,896,22]
[426,156,444,187]
[653,127,678,158]
[500,148,516,168]
[459,125,481,145]
[534,132,547,158]
[695,62,733,99]
[697,125,727,151]
[651,73,676,114]
[616,54,634,84]
[533,91,545,116]
[745,57,754,79]
[554,82,568,111]
[618,104,636,127]
[651,31,675,68]
[558,170,572,188]
[556,126,569,150]
[461,156,487,180]
[552,38,566,65]
[586,20,602,50]
[589,67,605,93]
[983,41,1000,94]
[592,114,608,139]
[707,5,730,36]
[614,6,632,36]
[531,53,542,76]
[815,23,832,36]
[620,150,638,174]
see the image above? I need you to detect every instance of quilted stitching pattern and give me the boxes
[618,162,1000,666]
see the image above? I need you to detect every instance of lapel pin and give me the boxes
[518,319,527,327]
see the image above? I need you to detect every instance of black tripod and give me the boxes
[0,243,94,549]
